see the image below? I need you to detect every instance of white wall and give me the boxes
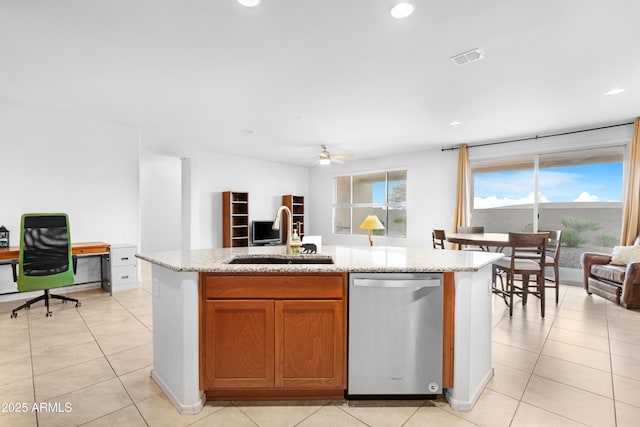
[199,148,310,249]
[308,147,459,247]
[140,152,182,253]
[0,103,139,293]
[0,103,139,243]
[138,133,201,250]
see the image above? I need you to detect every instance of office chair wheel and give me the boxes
[76,302,82,308]
[46,311,52,317]
[10,312,17,318]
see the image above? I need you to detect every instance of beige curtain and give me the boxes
[621,118,640,245]
[453,145,469,245]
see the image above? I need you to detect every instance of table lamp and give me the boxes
[359,215,385,246]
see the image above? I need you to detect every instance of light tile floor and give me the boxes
[1,268,639,426]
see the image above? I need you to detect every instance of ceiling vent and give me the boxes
[450,48,484,65]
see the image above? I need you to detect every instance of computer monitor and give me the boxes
[251,220,281,245]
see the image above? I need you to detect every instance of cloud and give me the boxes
[573,191,598,202]
[474,169,610,203]
[474,192,550,209]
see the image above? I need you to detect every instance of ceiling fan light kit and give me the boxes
[317,144,352,166]
[390,3,414,19]
[237,0,260,7]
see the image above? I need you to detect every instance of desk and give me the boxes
[446,233,509,252]
[0,242,112,294]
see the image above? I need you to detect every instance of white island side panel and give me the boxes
[446,266,494,410]
[150,264,203,414]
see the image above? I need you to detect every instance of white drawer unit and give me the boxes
[109,244,138,292]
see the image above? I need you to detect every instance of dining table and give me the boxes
[446,232,510,252]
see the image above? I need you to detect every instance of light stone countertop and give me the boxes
[136,245,503,273]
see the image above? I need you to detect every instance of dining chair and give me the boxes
[492,232,548,317]
[432,229,446,249]
[514,230,562,303]
[457,226,487,251]
[541,230,562,303]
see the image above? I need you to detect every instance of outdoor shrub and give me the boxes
[562,230,586,247]
[595,234,619,248]
[560,217,601,247]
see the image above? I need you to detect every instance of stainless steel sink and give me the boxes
[227,255,334,264]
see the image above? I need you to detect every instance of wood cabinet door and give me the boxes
[275,300,345,388]
[204,300,274,389]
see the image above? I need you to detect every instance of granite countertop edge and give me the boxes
[135,245,503,274]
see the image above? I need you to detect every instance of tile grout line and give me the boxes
[75,289,151,426]
[227,401,270,427]
[506,281,565,426]
[25,306,39,427]
[604,301,618,427]
[399,401,430,427]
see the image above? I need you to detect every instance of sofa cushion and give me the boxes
[591,264,626,284]
[611,245,640,266]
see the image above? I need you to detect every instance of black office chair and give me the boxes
[10,213,80,318]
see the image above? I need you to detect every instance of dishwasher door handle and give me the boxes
[353,278,441,290]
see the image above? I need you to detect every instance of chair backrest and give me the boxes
[458,226,484,234]
[508,232,548,273]
[539,229,562,261]
[17,213,74,292]
[432,229,446,249]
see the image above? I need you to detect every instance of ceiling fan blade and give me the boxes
[316,144,352,165]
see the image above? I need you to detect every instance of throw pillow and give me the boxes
[610,245,640,266]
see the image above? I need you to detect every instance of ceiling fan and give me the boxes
[317,144,353,165]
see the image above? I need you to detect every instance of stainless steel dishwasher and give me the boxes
[348,272,443,397]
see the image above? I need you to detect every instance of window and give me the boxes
[471,147,624,271]
[334,170,407,237]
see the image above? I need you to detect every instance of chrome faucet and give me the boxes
[273,205,293,253]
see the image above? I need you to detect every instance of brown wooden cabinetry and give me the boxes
[222,191,249,248]
[282,195,304,242]
[201,273,347,400]
[276,300,344,388]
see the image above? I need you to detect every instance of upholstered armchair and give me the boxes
[581,238,640,309]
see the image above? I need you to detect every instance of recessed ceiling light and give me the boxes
[237,0,260,7]
[390,3,414,19]
[605,88,625,96]
[450,121,463,126]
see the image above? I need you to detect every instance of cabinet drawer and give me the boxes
[110,246,137,267]
[204,274,346,300]
[111,265,138,286]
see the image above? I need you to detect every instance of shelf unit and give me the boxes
[282,195,304,243]
[222,191,249,248]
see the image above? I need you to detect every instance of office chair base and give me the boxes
[10,289,80,318]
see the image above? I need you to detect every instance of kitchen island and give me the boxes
[137,245,502,414]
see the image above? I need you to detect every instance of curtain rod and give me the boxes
[440,121,634,152]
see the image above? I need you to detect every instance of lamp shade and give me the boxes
[359,215,385,230]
